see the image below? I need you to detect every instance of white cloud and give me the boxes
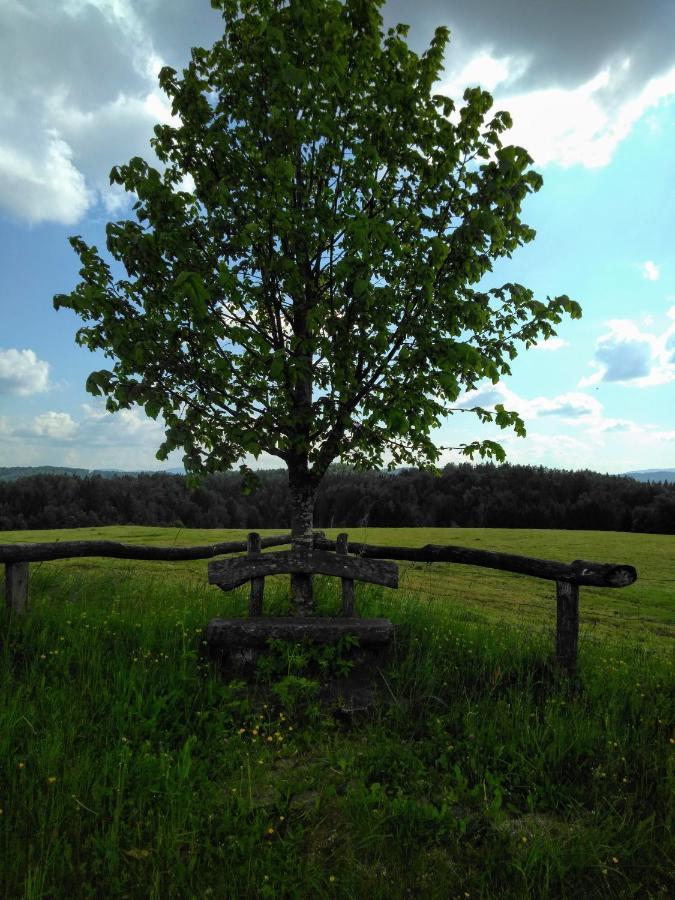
[438,46,675,169]
[29,411,78,440]
[0,399,284,471]
[44,85,179,217]
[498,430,598,468]
[2,1,673,228]
[458,382,603,423]
[0,132,92,225]
[0,349,50,396]
[501,62,675,168]
[445,378,675,473]
[641,260,660,281]
[441,50,530,96]
[531,392,603,419]
[579,316,675,388]
[0,401,179,469]
[0,0,175,225]
[79,402,165,444]
[532,337,569,352]
[498,422,675,473]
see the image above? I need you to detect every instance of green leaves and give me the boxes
[173,272,209,321]
[55,0,580,487]
[269,350,286,382]
[144,398,162,420]
[385,408,408,436]
[85,370,114,397]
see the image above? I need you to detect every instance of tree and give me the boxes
[54,0,581,613]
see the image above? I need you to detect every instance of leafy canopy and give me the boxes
[54,0,581,491]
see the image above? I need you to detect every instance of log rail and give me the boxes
[1,531,637,674]
[0,533,300,564]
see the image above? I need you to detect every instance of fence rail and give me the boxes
[312,537,637,588]
[1,531,638,674]
[0,533,299,564]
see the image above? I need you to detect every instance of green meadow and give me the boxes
[0,526,673,898]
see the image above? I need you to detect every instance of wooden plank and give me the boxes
[208,548,398,590]
[5,562,29,616]
[247,532,264,616]
[204,616,394,648]
[337,533,355,616]
[312,537,637,588]
[556,580,579,674]
[215,576,251,592]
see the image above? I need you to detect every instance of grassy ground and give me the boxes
[0,527,673,898]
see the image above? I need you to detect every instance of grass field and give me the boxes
[0,526,673,898]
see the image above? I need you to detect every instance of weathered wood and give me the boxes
[556,580,579,673]
[312,538,637,588]
[337,532,355,616]
[0,533,635,590]
[0,532,325,564]
[204,616,394,648]
[5,561,28,615]
[568,559,636,587]
[208,548,399,591]
[247,533,264,616]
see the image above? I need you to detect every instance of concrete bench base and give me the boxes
[201,616,395,713]
[204,616,394,648]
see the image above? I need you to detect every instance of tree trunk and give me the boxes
[288,464,316,616]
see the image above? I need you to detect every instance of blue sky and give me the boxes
[1,0,674,475]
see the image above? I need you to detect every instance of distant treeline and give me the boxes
[1,464,674,534]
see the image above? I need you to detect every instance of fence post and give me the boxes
[337,533,355,616]
[5,562,29,616]
[556,580,579,674]
[247,533,264,616]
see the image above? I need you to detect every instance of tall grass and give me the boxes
[0,567,673,898]
[0,534,672,898]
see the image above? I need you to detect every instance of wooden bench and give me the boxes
[207,532,398,616]
[204,532,399,683]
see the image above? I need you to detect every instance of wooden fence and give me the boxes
[0,531,637,674]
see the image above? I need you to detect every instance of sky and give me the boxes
[0,0,674,476]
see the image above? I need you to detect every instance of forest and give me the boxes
[1,463,674,535]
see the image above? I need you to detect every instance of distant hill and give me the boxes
[623,469,675,483]
[0,466,89,482]
[4,464,675,484]
[0,466,184,482]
